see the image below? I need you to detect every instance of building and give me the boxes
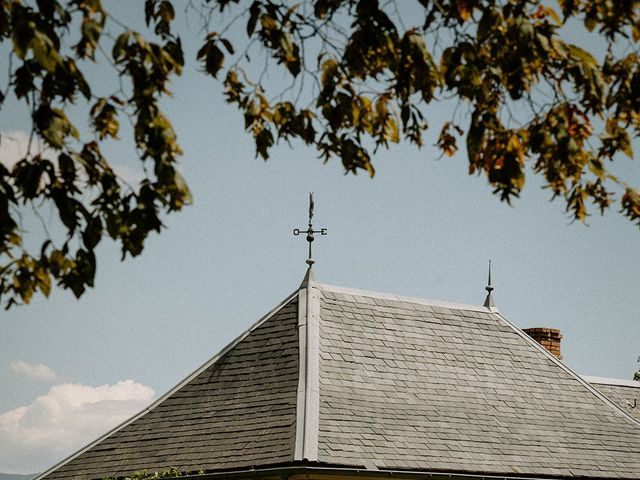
[35,263,640,480]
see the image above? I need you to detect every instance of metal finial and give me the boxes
[293,192,327,268]
[483,259,495,309]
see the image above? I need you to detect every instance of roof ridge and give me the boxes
[316,283,493,313]
[582,375,640,388]
[294,275,321,461]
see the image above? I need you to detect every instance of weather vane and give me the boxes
[293,192,327,267]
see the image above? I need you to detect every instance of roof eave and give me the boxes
[170,464,622,480]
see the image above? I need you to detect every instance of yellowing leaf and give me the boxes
[384,117,400,143]
[568,44,596,66]
[364,160,375,177]
[375,97,388,117]
[545,7,562,26]
[457,1,473,22]
[7,231,21,246]
[35,267,51,297]
[507,134,521,152]
[260,14,278,31]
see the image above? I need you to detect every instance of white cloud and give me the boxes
[0,380,155,474]
[0,130,54,170]
[10,360,62,383]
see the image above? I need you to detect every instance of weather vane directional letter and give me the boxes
[293,192,327,267]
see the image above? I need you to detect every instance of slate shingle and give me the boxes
[590,381,640,423]
[316,285,640,478]
[44,298,299,480]
[39,282,640,480]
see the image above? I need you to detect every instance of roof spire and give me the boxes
[483,259,495,309]
[293,193,327,283]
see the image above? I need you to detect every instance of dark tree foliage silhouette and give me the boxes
[1,0,640,307]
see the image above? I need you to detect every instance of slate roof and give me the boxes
[584,376,640,423]
[317,285,640,477]
[40,294,300,480]
[38,275,640,480]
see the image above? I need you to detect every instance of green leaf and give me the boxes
[30,30,61,72]
[83,216,103,250]
[247,2,261,36]
[58,153,76,182]
[198,41,225,78]
[584,16,597,32]
[467,111,485,163]
[220,38,234,54]
[112,32,131,62]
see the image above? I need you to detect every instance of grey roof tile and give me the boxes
[316,285,640,479]
[41,297,300,480]
[588,381,640,423]
[38,281,640,480]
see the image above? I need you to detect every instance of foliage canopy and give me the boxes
[1,0,640,307]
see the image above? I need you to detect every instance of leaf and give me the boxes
[159,1,174,23]
[172,171,192,209]
[467,112,485,162]
[11,22,30,59]
[91,99,120,139]
[400,105,410,127]
[321,58,337,86]
[112,32,131,61]
[621,134,633,158]
[82,216,103,250]
[384,117,399,143]
[198,41,225,78]
[260,14,278,31]
[375,97,388,117]
[7,230,21,246]
[220,38,234,55]
[568,44,597,66]
[364,159,375,177]
[30,30,61,72]
[20,283,34,304]
[78,19,103,58]
[35,267,51,297]
[457,0,474,22]
[285,44,301,76]
[34,107,79,148]
[247,2,261,36]
[58,152,76,182]
[545,7,562,26]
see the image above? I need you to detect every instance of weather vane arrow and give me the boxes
[293,192,327,268]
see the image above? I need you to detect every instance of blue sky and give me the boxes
[1,2,639,474]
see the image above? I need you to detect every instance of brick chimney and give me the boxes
[523,327,562,359]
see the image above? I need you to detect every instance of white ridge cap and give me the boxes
[317,283,494,313]
[582,375,640,388]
